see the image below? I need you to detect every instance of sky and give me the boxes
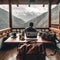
[0,4,56,22]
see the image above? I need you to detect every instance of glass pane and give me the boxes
[12,4,49,28]
[0,5,9,30]
[12,4,57,28]
[0,4,58,29]
[51,5,59,25]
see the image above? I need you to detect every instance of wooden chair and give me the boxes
[17,43,46,60]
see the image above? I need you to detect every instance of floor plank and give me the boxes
[0,48,60,60]
[0,48,18,60]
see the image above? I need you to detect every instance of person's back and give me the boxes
[25,27,36,32]
[25,22,36,32]
[24,22,37,38]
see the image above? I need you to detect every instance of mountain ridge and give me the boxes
[0,8,25,29]
[24,5,59,28]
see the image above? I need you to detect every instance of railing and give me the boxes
[50,27,60,39]
[1,27,60,38]
[12,28,24,33]
[0,27,60,39]
[0,28,11,38]
[51,24,59,28]
[51,24,60,39]
[0,28,49,38]
[12,28,49,33]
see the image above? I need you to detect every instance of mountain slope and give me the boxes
[24,5,59,28]
[37,5,59,28]
[0,8,24,29]
[24,12,47,27]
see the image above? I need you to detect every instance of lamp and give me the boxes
[43,3,45,7]
[16,0,19,7]
[28,0,35,7]
[42,0,45,7]
[28,0,30,7]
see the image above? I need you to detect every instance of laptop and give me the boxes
[25,32,38,41]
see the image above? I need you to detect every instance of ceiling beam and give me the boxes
[9,0,12,31]
[0,0,59,4]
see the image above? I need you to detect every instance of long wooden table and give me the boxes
[4,34,53,60]
[4,34,52,43]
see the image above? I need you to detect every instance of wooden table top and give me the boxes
[4,34,52,43]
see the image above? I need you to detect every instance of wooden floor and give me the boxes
[0,48,18,60]
[0,48,60,60]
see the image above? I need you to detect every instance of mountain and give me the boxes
[7,5,42,22]
[37,5,59,28]
[0,8,24,29]
[24,5,59,28]
[24,12,47,27]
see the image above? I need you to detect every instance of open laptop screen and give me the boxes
[26,32,38,38]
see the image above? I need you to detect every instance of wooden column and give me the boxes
[48,0,51,28]
[9,0,12,31]
[58,12,60,38]
[59,12,60,29]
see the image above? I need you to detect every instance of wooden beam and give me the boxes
[0,0,59,4]
[50,27,60,39]
[9,0,12,31]
[59,12,60,29]
[58,11,60,38]
[48,0,51,28]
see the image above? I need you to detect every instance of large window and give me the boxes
[12,4,57,28]
[0,4,58,29]
[0,5,9,29]
[12,5,49,28]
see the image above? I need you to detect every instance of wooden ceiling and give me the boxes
[0,0,59,4]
